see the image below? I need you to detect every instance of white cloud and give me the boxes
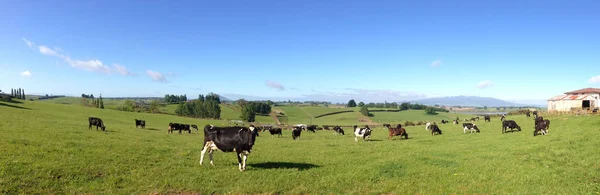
[589,75,600,84]
[22,38,34,48]
[265,81,285,91]
[113,64,134,76]
[431,60,442,67]
[38,45,60,56]
[20,71,32,77]
[476,80,494,89]
[22,38,136,75]
[146,70,168,82]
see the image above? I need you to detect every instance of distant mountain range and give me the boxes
[414,96,544,107]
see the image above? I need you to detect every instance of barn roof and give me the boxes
[564,88,600,94]
[548,94,591,101]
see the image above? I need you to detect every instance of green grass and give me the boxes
[369,110,474,124]
[2,99,600,194]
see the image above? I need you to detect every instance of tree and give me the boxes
[358,102,365,107]
[236,99,248,108]
[22,89,25,99]
[99,97,104,109]
[206,93,221,104]
[496,107,500,111]
[425,107,438,115]
[198,94,205,102]
[90,94,94,99]
[149,100,160,113]
[240,104,256,122]
[347,99,357,107]
[483,106,488,110]
[399,102,410,110]
[359,106,370,116]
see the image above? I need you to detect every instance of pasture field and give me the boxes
[368,111,473,124]
[2,99,600,194]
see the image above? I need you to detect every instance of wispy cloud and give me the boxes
[431,60,442,67]
[20,71,32,77]
[23,38,133,75]
[589,75,600,84]
[113,64,134,76]
[265,81,285,91]
[476,80,494,89]
[146,70,168,82]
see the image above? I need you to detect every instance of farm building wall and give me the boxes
[547,95,598,112]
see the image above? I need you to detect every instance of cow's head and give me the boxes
[248,125,258,145]
[102,125,106,131]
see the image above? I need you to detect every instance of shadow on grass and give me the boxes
[0,102,31,110]
[250,162,320,171]
[366,139,383,142]
[145,128,160,131]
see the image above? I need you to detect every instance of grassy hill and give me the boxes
[2,99,599,194]
[369,110,474,124]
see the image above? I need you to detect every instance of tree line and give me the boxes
[174,93,221,119]
[236,99,272,122]
[10,88,26,100]
[81,95,104,109]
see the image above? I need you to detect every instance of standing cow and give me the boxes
[387,124,408,140]
[354,125,372,142]
[199,125,258,171]
[135,119,146,129]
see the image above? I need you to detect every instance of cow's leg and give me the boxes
[208,149,215,166]
[354,136,358,142]
[236,151,243,171]
[199,144,208,165]
[241,151,249,171]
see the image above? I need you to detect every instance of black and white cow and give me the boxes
[168,123,191,134]
[333,126,345,135]
[135,119,146,129]
[89,117,106,131]
[199,125,258,171]
[191,124,199,131]
[354,125,372,142]
[268,128,283,138]
[502,120,521,134]
[462,123,480,133]
[453,120,459,125]
[292,126,302,140]
[430,124,442,136]
[534,120,549,136]
[440,120,449,124]
[305,125,317,133]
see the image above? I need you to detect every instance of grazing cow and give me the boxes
[526,112,531,117]
[430,124,442,136]
[462,123,480,133]
[502,120,521,134]
[199,125,258,171]
[89,117,106,131]
[333,126,345,135]
[305,125,317,133]
[453,120,459,125]
[484,116,491,122]
[440,120,449,124]
[425,122,433,130]
[292,126,302,140]
[383,124,391,128]
[533,111,539,118]
[534,120,549,136]
[470,117,480,122]
[354,125,372,142]
[388,124,408,140]
[268,128,283,138]
[135,119,146,129]
[168,123,191,134]
[191,124,199,131]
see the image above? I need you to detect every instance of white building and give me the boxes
[547,88,600,112]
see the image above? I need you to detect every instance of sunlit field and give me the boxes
[1,100,599,194]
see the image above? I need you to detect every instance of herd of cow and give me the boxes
[86,110,551,171]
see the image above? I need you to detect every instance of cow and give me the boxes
[484,116,491,122]
[191,124,199,131]
[500,115,506,121]
[441,120,449,124]
[387,124,408,140]
[89,117,106,131]
[354,125,372,142]
[544,119,550,132]
[268,128,283,138]
[502,120,521,134]
[534,120,549,136]
[199,125,258,171]
[470,117,480,122]
[383,124,391,128]
[333,126,345,135]
[462,123,480,133]
[526,112,531,117]
[453,120,459,125]
[533,111,539,118]
[135,119,146,129]
[168,123,191,134]
[430,124,442,136]
[425,122,433,130]
[305,125,317,133]
[292,126,302,140]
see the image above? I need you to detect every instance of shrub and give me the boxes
[404,121,415,126]
[359,106,369,116]
[425,107,438,115]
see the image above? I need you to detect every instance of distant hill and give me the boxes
[415,96,539,107]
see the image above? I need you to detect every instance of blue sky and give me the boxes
[1,0,599,104]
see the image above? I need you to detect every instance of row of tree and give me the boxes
[81,94,95,98]
[174,93,221,119]
[164,94,188,104]
[237,100,273,122]
[10,88,26,100]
